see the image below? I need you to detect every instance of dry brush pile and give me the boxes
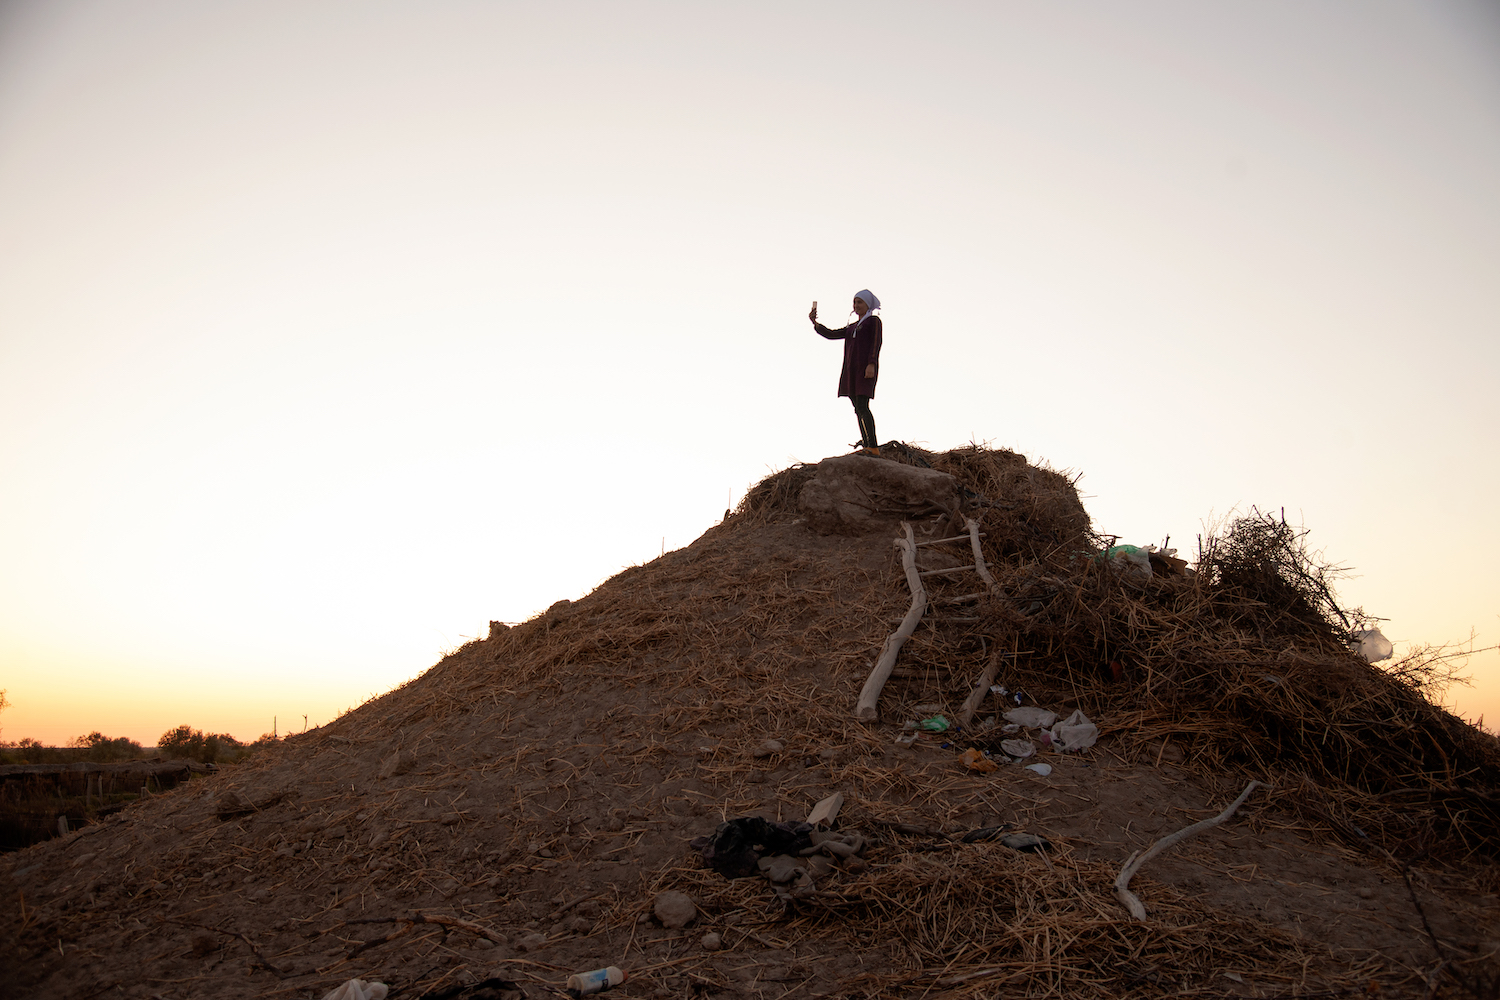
[907,444,1500,863]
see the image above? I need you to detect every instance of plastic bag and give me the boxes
[1002,707,1057,728]
[1103,544,1153,580]
[1048,710,1098,752]
[1000,739,1035,759]
[1351,628,1393,663]
[321,980,389,1000]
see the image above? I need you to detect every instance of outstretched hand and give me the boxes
[808,306,818,323]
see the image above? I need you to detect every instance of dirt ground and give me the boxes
[3,451,1497,1000]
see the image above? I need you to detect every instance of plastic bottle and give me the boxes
[567,966,626,997]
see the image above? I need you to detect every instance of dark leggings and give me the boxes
[851,395,877,448]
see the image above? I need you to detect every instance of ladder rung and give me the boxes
[915,534,984,547]
[919,565,977,577]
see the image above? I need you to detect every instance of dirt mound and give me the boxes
[3,445,1497,1000]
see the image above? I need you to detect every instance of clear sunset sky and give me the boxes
[2,1,1497,747]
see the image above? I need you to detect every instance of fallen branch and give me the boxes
[166,918,288,978]
[408,910,508,943]
[344,921,414,958]
[1113,780,1264,920]
[856,523,926,722]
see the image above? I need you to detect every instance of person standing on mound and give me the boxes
[810,289,883,455]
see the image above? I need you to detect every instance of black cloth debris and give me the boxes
[690,817,816,879]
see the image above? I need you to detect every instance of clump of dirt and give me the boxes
[2,444,1497,1000]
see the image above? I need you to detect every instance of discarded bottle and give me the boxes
[567,966,626,998]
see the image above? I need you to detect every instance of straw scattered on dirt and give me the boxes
[3,444,1497,1000]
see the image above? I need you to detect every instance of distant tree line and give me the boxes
[0,717,279,765]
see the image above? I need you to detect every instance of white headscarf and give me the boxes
[854,289,881,312]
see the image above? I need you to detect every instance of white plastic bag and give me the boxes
[1003,707,1058,728]
[321,979,389,1000]
[1048,710,1098,752]
[1351,628,1393,663]
[1000,739,1035,759]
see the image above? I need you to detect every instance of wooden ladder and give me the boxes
[855,516,1000,722]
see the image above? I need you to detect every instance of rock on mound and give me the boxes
[795,454,959,535]
[3,445,1496,1000]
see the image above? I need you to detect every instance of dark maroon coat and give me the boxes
[814,314,882,398]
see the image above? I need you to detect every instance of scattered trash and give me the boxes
[1001,723,1021,734]
[1351,628,1393,663]
[920,715,950,732]
[1000,739,1035,759]
[893,731,918,745]
[566,966,626,997]
[691,814,868,903]
[1048,710,1099,751]
[322,980,389,1000]
[690,818,815,878]
[758,854,808,884]
[799,829,865,858]
[988,684,1008,695]
[1000,832,1051,853]
[1025,763,1052,776]
[806,791,844,828]
[1003,707,1057,728]
[960,748,998,772]
[1101,543,1154,580]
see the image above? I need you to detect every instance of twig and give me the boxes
[408,910,508,943]
[165,918,289,978]
[1113,780,1264,920]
